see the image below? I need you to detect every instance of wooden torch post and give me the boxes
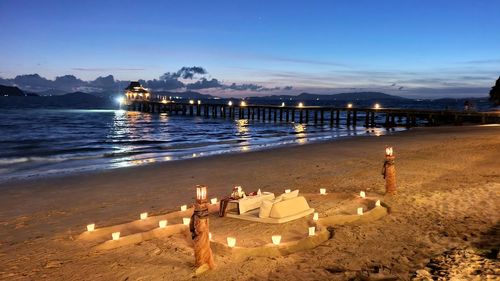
[190,185,215,270]
[382,146,397,194]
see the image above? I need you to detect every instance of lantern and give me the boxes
[159,220,167,228]
[227,237,236,248]
[112,232,120,240]
[140,212,148,220]
[272,235,282,245]
[210,198,217,204]
[359,191,366,198]
[308,226,315,236]
[320,188,327,195]
[385,146,393,156]
[196,185,208,203]
[86,223,95,232]
[313,212,319,221]
[180,205,187,211]
[357,207,364,215]
[183,218,191,225]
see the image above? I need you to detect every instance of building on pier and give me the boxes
[124,81,150,101]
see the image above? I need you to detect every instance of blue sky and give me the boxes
[0,0,499,97]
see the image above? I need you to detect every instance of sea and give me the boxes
[0,108,405,183]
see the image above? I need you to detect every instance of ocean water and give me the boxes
[0,109,402,182]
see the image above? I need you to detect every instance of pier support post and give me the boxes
[291,109,295,122]
[299,109,303,123]
[335,110,340,127]
[370,112,376,127]
[330,109,334,127]
[314,110,318,124]
[268,108,272,122]
[279,108,283,122]
[320,110,324,124]
[346,110,351,127]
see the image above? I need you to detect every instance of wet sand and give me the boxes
[0,126,499,280]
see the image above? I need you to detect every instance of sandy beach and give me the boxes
[0,126,499,280]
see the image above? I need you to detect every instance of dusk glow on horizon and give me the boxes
[0,0,499,98]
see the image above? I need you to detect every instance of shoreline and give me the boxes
[0,122,402,185]
[1,125,499,280]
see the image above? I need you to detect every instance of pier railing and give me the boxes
[125,100,500,128]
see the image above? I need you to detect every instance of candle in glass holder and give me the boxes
[182,218,190,225]
[320,188,327,195]
[159,220,167,228]
[284,189,291,194]
[375,200,381,207]
[357,207,364,215]
[360,191,366,198]
[385,146,393,156]
[86,223,95,232]
[180,205,187,211]
[140,212,148,220]
[272,235,282,245]
[313,212,319,221]
[112,232,120,240]
[210,198,217,204]
[227,237,236,248]
[196,185,207,203]
[308,226,316,236]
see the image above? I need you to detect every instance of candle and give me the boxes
[320,188,327,195]
[182,218,191,225]
[112,232,120,240]
[357,207,364,215]
[196,185,207,203]
[227,237,236,248]
[210,198,217,204]
[140,212,148,220]
[180,205,187,211]
[313,212,319,221]
[359,191,366,198]
[159,220,167,228]
[308,226,316,236]
[284,189,291,194]
[86,223,95,232]
[375,200,381,207]
[272,235,282,245]
[385,146,393,156]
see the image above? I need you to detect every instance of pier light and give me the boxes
[240,101,247,107]
[308,226,316,236]
[86,223,95,232]
[228,101,233,106]
[161,99,167,104]
[159,220,168,228]
[281,102,285,107]
[272,235,282,245]
[116,97,125,104]
[189,100,194,105]
[385,146,393,157]
[374,103,381,109]
[347,103,353,108]
[183,218,191,225]
[227,237,236,248]
[140,212,148,220]
[197,100,201,105]
[196,185,208,203]
[298,102,304,108]
[112,232,120,240]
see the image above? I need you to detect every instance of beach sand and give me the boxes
[0,126,499,280]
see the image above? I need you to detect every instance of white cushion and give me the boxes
[282,189,299,200]
[259,200,273,218]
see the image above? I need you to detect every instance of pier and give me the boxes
[124,99,500,128]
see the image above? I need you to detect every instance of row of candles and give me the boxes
[87,188,381,242]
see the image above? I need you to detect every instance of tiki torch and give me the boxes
[190,185,215,270]
[382,146,397,194]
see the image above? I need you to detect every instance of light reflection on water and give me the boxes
[0,109,404,182]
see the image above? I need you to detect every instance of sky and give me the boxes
[0,0,499,98]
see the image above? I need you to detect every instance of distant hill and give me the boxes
[154,90,215,99]
[0,85,25,97]
[251,92,408,101]
[0,90,115,109]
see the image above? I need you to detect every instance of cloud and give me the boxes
[161,66,208,80]
[461,59,500,65]
[186,78,223,90]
